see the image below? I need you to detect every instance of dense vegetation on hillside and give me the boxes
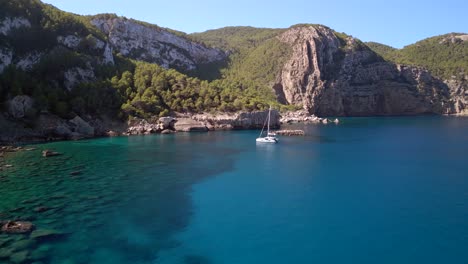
[191,26,285,52]
[0,1,294,121]
[365,42,397,59]
[115,62,282,118]
[367,34,468,80]
[1,0,465,124]
[191,26,292,103]
[0,0,105,54]
[1,54,285,120]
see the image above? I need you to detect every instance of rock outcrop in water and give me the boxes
[1,221,35,234]
[274,25,465,116]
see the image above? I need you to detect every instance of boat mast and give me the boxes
[267,105,271,134]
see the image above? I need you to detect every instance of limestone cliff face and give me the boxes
[0,15,111,87]
[275,26,341,113]
[0,17,31,36]
[446,79,468,115]
[274,26,465,116]
[91,17,226,72]
[192,110,280,130]
[0,17,31,73]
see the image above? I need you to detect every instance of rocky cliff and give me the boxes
[1,1,467,144]
[90,17,226,72]
[0,14,226,87]
[274,25,466,116]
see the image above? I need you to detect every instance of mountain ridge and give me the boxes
[0,0,466,142]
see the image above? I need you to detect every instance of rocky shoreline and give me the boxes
[280,110,340,125]
[0,108,343,144]
[3,106,468,145]
[121,110,341,136]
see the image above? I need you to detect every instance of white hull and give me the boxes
[256,137,278,143]
[256,106,279,143]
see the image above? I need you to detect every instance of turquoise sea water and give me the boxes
[1,117,468,263]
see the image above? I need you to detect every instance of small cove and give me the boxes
[1,116,468,263]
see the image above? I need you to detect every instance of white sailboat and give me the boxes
[256,106,279,143]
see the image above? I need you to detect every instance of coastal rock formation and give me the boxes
[126,118,166,135]
[275,26,340,112]
[56,34,114,65]
[0,17,31,36]
[30,229,66,241]
[16,52,42,71]
[1,221,35,234]
[446,79,468,115]
[0,47,13,73]
[0,112,118,143]
[159,117,176,128]
[63,67,96,91]
[7,96,34,119]
[123,110,280,134]
[91,17,226,72]
[42,150,61,157]
[57,35,81,49]
[69,116,95,136]
[280,110,338,124]
[102,43,114,64]
[173,118,208,132]
[0,17,33,73]
[0,4,465,143]
[274,25,464,116]
[439,34,468,44]
[192,109,280,130]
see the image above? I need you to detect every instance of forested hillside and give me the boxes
[0,0,466,135]
[367,34,468,80]
[365,42,397,59]
[191,26,292,105]
[0,0,288,124]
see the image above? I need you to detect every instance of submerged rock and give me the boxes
[33,207,50,213]
[42,150,61,157]
[0,235,13,247]
[161,129,175,134]
[29,245,50,261]
[9,207,26,213]
[9,250,29,264]
[10,238,36,252]
[30,229,66,241]
[1,221,35,234]
[0,247,12,259]
[70,171,82,176]
[105,130,119,137]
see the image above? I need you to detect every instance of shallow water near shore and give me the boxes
[1,116,468,263]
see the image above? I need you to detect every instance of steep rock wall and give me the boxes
[91,17,226,72]
[274,26,464,116]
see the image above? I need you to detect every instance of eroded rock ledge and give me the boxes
[125,109,281,135]
[280,110,339,124]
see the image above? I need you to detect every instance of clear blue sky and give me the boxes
[41,0,467,48]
